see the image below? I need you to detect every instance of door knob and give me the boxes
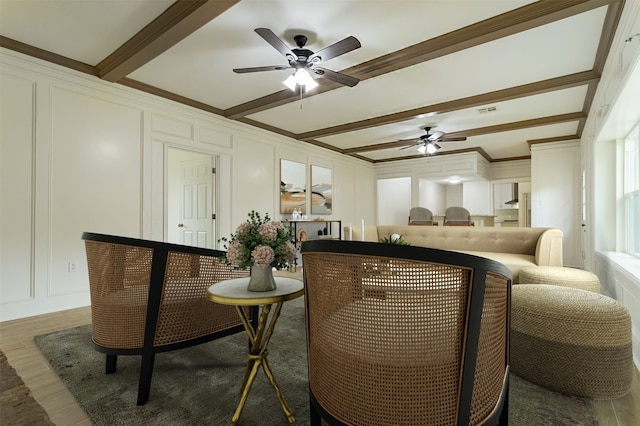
[178,223,184,227]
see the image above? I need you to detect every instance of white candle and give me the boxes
[361,219,365,241]
[349,224,353,241]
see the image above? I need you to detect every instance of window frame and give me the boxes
[622,123,640,257]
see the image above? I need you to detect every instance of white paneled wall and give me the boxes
[595,252,640,368]
[0,49,374,321]
[234,135,278,218]
[531,141,582,267]
[49,88,144,295]
[1,74,35,304]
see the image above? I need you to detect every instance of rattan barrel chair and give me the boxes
[82,232,257,405]
[301,240,512,426]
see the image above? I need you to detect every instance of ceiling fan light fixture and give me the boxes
[283,68,318,91]
[425,142,439,154]
[283,74,297,91]
[417,141,439,155]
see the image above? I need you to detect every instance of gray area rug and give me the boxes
[35,296,597,425]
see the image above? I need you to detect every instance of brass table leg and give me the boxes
[230,302,295,425]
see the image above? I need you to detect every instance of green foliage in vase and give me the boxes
[380,233,410,245]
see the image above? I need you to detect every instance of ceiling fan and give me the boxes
[399,127,467,154]
[233,28,361,90]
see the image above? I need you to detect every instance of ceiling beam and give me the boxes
[96,0,240,82]
[372,147,496,163]
[224,0,616,119]
[578,0,625,135]
[297,71,599,140]
[592,0,625,74]
[343,112,586,153]
[0,36,96,75]
[528,135,579,147]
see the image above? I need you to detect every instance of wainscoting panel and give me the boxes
[0,73,36,304]
[596,251,640,369]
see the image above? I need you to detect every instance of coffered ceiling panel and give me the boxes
[0,0,631,163]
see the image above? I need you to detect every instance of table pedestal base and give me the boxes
[232,303,295,425]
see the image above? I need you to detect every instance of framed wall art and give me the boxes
[311,165,332,214]
[280,159,306,214]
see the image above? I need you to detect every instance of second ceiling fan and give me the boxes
[399,127,467,154]
[233,28,361,90]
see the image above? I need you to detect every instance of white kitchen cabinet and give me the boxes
[493,183,513,209]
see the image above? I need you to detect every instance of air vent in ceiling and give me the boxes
[477,106,498,114]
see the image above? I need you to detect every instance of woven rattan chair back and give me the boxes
[301,240,511,426]
[82,232,255,405]
[408,207,435,225]
[444,206,473,226]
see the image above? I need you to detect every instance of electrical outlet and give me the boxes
[68,261,78,272]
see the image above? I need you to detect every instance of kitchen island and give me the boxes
[433,215,496,227]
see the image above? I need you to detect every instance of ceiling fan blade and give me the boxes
[427,131,445,140]
[308,36,361,63]
[398,141,420,150]
[233,65,290,74]
[254,28,297,59]
[437,137,467,142]
[312,67,359,87]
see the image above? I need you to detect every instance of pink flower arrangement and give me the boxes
[219,211,296,269]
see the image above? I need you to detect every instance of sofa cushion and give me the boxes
[456,251,535,282]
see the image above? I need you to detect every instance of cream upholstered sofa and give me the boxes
[345,225,563,283]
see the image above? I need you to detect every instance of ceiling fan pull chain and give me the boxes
[299,86,303,110]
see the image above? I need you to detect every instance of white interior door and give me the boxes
[168,148,216,248]
[180,157,213,247]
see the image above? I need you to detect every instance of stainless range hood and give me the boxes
[504,183,519,205]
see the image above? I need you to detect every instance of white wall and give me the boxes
[377,177,411,225]
[418,179,446,215]
[531,141,582,267]
[446,184,463,207]
[593,140,617,251]
[1,66,143,318]
[463,181,492,215]
[595,252,640,369]
[0,49,375,321]
[1,74,35,305]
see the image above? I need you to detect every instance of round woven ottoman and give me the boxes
[518,266,601,293]
[511,284,633,399]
